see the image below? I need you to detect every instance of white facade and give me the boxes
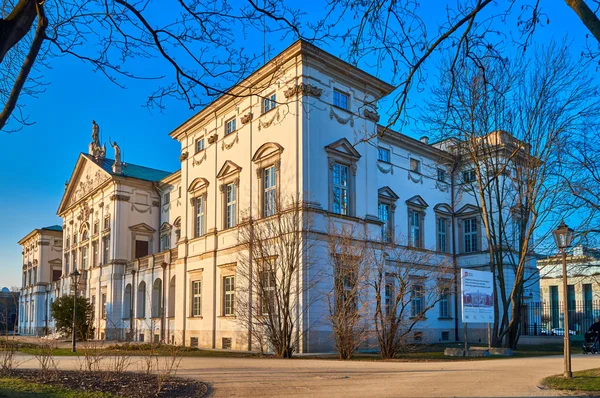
[19,40,538,350]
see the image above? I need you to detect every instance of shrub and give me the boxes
[50,295,94,340]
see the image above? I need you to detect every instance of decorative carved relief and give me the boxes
[408,171,423,184]
[284,83,323,99]
[192,151,207,166]
[363,108,380,122]
[222,132,239,150]
[241,113,253,124]
[258,109,280,131]
[330,107,354,127]
[179,151,189,162]
[435,181,450,192]
[377,162,394,174]
[351,164,357,176]
[207,134,218,144]
[152,200,160,207]
[70,169,110,205]
[131,204,152,214]
[110,194,130,202]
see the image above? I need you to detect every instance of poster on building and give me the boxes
[461,269,494,323]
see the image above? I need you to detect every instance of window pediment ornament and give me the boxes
[455,204,481,216]
[189,177,210,193]
[129,223,156,234]
[207,134,218,144]
[363,108,380,122]
[434,203,453,216]
[216,160,242,180]
[325,138,361,161]
[406,195,429,209]
[329,107,354,127]
[283,83,323,99]
[253,142,284,163]
[378,186,399,202]
[179,151,189,162]
[160,222,172,233]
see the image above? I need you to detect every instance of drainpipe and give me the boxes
[212,111,219,349]
[451,154,459,342]
[161,262,166,342]
[130,269,135,340]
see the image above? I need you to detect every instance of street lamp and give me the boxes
[70,269,81,353]
[552,220,574,378]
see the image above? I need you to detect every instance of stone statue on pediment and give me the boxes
[89,120,106,160]
[110,140,121,164]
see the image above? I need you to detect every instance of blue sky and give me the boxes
[0,2,593,287]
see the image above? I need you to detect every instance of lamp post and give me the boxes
[552,221,574,378]
[70,269,80,353]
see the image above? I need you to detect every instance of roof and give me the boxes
[41,225,63,232]
[83,154,173,182]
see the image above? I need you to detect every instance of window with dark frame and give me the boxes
[411,284,424,317]
[225,183,237,229]
[409,210,422,248]
[195,196,205,237]
[225,118,237,135]
[378,147,391,163]
[464,218,478,253]
[379,202,392,242]
[333,89,349,110]
[262,93,277,113]
[463,169,476,183]
[192,280,202,316]
[439,288,450,318]
[101,293,107,319]
[260,269,275,315]
[223,276,235,316]
[437,168,446,182]
[332,162,349,215]
[410,158,420,173]
[437,217,448,253]
[196,137,205,153]
[263,166,277,217]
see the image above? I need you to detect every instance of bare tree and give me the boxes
[236,195,318,358]
[325,222,371,360]
[422,42,600,348]
[370,245,453,359]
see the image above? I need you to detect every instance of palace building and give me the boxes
[18,40,539,351]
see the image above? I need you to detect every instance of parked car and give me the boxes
[551,328,576,336]
[540,328,551,336]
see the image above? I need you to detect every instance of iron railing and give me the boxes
[520,301,600,336]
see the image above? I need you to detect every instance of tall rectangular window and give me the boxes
[437,218,447,253]
[223,276,235,316]
[437,168,446,182]
[333,89,349,110]
[64,254,70,275]
[164,192,170,204]
[72,251,77,270]
[160,233,170,251]
[195,196,205,237]
[379,202,392,242]
[332,163,349,215]
[225,183,237,229]
[584,284,593,325]
[192,280,202,316]
[463,169,476,183]
[411,285,423,317]
[409,210,421,248]
[262,93,276,113]
[263,166,277,217]
[385,277,395,317]
[92,241,98,267]
[261,269,275,315]
[93,222,99,235]
[550,285,559,328]
[104,216,110,230]
[439,288,450,318]
[81,246,88,268]
[102,235,110,264]
[378,147,391,163]
[464,218,477,253]
[225,118,237,135]
[410,158,420,173]
[101,293,107,319]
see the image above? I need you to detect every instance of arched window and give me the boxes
[151,278,162,318]
[168,276,176,317]
[137,281,146,318]
[123,284,132,319]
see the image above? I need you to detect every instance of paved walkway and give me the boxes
[14,353,600,397]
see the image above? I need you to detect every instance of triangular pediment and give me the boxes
[434,203,453,215]
[57,154,112,216]
[216,160,242,179]
[160,222,172,232]
[378,186,399,201]
[324,138,361,160]
[406,195,428,208]
[456,204,481,215]
[48,259,62,266]
[129,223,156,233]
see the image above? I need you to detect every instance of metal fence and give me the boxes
[520,301,600,336]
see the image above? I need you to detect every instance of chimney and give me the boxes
[420,136,429,145]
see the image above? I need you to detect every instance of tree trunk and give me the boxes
[565,0,600,44]
[0,0,37,63]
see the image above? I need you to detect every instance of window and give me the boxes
[160,233,170,251]
[410,158,420,173]
[464,218,478,253]
[71,250,77,270]
[73,231,78,244]
[437,168,446,182]
[192,280,202,317]
[263,166,277,217]
[92,241,98,267]
[332,163,349,215]
[66,236,70,248]
[30,301,34,321]
[195,137,205,153]
[409,210,422,248]
[385,277,395,317]
[378,147,391,163]
[102,235,110,264]
[64,254,70,275]
[223,276,235,316]
[137,281,146,318]
[513,219,522,249]
[81,246,88,268]
[93,221,99,235]
[262,93,277,113]
[437,217,448,253]
[333,89,349,110]
[178,187,182,198]
[32,267,37,284]
[164,192,170,205]
[225,183,237,229]
[101,293,107,319]
[379,202,392,242]
[411,284,424,317]
[91,295,96,315]
[81,229,89,241]
[195,196,205,237]
[260,269,275,315]
[463,169,476,183]
[225,118,237,135]
[439,288,450,318]
[103,216,110,230]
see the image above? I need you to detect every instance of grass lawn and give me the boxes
[541,367,600,394]
[0,378,114,398]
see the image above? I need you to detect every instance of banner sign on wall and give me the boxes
[461,269,494,323]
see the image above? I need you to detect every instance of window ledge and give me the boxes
[187,316,203,320]
[377,159,391,165]
[260,107,277,117]
[332,104,352,114]
[409,316,427,321]
[217,315,236,319]
[438,317,453,320]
